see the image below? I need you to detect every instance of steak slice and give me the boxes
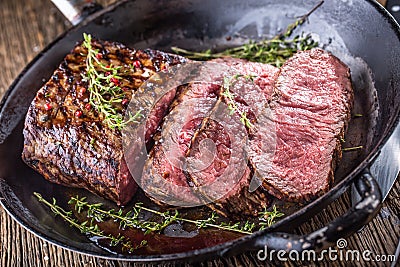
[211,57,278,98]
[141,58,277,215]
[186,59,278,216]
[186,100,270,217]
[22,38,185,205]
[140,82,221,206]
[263,48,353,202]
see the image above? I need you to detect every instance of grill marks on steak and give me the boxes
[22,39,185,205]
[263,48,353,202]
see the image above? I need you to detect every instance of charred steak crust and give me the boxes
[263,48,354,202]
[22,39,186,205]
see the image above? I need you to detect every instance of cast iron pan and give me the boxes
[0,0,400,263]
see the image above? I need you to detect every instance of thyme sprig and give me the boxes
[68,196,255,235]
[277,0,324,39]
[69,196,285,235]
[34,193,285,248]
[137,204,256,234]
[172,36,317,67]
[222,74,256,128]
[34,193,146,252]
[171,1,323,67]
[258,205,285,230]
[69,197,161,234]
[82,33,142,130]
[342,145,363,152]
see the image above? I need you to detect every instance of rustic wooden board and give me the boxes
[0,0,399,266]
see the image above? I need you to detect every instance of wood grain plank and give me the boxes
[0,0,399,266]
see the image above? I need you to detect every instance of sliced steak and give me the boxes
[263,48,353,202]
[211,57,278,98]
[212,58,280,193]
[186,100,270,217]
[22,39,185,205]
[185,58,278,216]
[141,59,278,214]
[140,82,221,206]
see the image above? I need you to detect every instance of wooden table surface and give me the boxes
[0,0,399,266]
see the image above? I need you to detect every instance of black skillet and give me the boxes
[0,0,399,263]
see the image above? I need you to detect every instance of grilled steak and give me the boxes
[22,39,185,205]
[261,48,353,201]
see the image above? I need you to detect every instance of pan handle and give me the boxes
[50,0,102,25]
[221,169,382,258]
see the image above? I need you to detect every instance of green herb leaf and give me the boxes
[34,192,145,252]
[258,205,285,230]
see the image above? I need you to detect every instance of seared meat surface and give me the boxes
[22,39,185,205]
